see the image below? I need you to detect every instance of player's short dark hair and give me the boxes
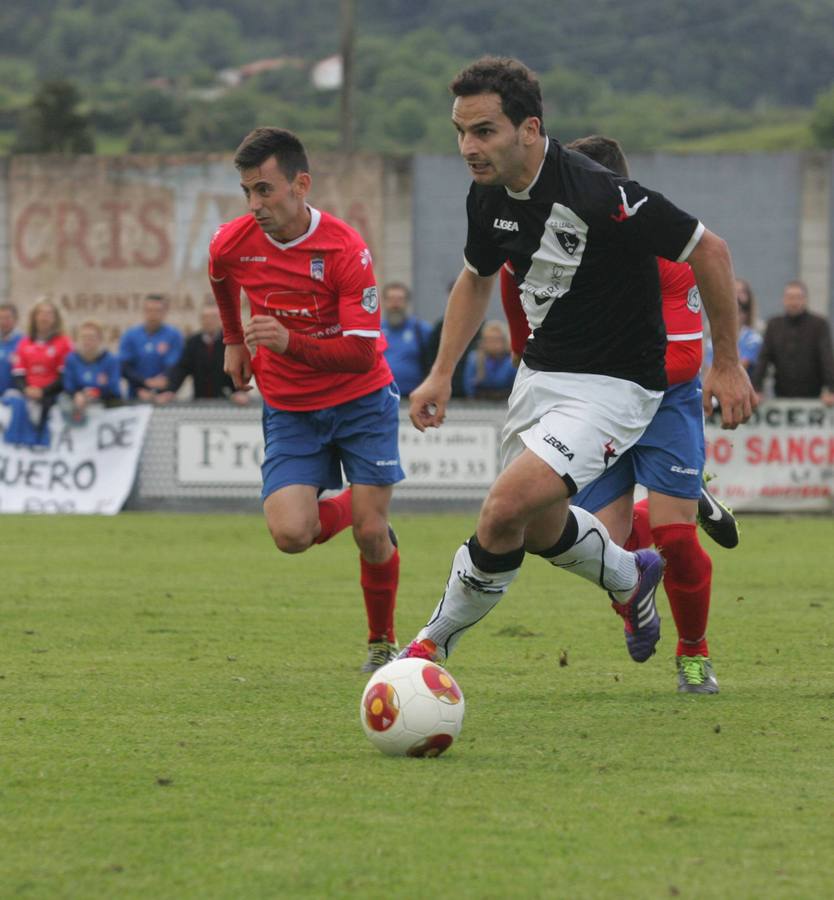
[785,278,808,296]
[567,135,630,178]
[145,293,168,307]
[234,127,310,181]
[450,57,545,133]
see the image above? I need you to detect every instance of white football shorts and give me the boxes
[500,363,663,495]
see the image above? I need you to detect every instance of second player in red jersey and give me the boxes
[209,127,404,673]
[210,209,392,411]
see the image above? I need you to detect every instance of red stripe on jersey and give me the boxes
[658,258,703,384]
[657,257,703,340]
[208,209,392,410]
[500,263,529,358]
[665,339,702,384]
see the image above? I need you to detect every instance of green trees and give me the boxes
[13,80,95,153]
[810,85,834,148]
[3,1,834,155]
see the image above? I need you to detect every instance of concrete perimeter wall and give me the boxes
[411,151,834,325]
[0,153,411,343]
[0,150,831,338]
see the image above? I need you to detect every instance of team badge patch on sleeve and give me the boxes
[361,286,379,313]
[687,285,702,313]
[310,257,325,281]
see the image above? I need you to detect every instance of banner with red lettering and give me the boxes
[8,155,387,347]
[704,400,834,511]
[0,404,152,514]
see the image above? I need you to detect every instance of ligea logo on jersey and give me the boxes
[493,218,519,232]
[542,433,574,460]
[610,186,648,222]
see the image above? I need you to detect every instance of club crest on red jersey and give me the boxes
[687,285,702,313]
[310,257,325,281]
[361,286,379,314]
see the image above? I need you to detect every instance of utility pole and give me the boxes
[339,0,356,155]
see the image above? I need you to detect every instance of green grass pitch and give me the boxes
[2,512,833,899]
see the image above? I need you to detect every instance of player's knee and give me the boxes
[267,521,315,554]
[480,489,527,534]
[352,518,388,556]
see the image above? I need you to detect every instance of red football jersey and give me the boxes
[657,257,703,384]
[11,335,73,388]
[209,208,393,411]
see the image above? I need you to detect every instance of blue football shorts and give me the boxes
[572,377,705,512]
[261,383,405,500]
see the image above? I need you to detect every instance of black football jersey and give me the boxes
[464,139,703,391]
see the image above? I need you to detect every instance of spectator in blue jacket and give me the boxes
[63,319,122,422]
[463,319,516,400]
[0,302,23,396]
[380,282,432,397]
[119,294,183,401]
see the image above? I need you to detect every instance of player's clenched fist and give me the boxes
[409,373,452,432]
[245,315,290,355]
[223,342,253,391]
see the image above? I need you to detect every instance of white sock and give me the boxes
[417,540,523,659]
[541,506,638,603]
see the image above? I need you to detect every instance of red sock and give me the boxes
[360,548,399,643]
[651,523,711,657]
[314,487,353,544]
[624,499,652,551]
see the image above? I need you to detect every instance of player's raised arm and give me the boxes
[408,266,494,431]
[686,228,757,428]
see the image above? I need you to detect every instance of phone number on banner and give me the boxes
[397,423,498,486]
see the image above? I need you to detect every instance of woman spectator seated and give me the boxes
[7,299,73,443]
[463,319,516,401]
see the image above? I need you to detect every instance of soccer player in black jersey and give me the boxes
[399,57,756,668]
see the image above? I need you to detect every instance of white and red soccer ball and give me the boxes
[360,657,465,757]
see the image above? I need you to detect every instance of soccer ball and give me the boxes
[359,657,465,757]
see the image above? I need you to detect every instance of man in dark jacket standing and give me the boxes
[752,280,834,405]
[160,304,250,404]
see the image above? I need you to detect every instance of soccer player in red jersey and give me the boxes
[209,127,404,672]
[501,135,736,693]
[10,299,73,439]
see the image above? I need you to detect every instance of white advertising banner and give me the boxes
[174,420,498,490]
[397,424,497,487]
[158,401,834,513]
[0,405,152,514]
[704,401,834,512]
[177,422,264,485]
